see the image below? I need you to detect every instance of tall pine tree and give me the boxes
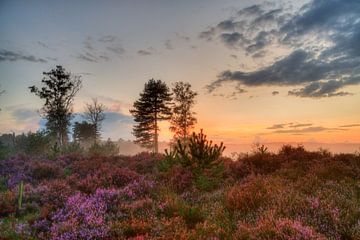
[170,82,197,142]
[130,79,172,153]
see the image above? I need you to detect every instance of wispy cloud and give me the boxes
[339,124,360,128]
[76,35,125,63]
[0,50,47,63]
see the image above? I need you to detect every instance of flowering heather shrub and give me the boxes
[119,176,155,200]
[50,188,120,240]
[0,189,17,216]
[225,176,277,215]
[0,155,34,188]
[27,179,74,219]
[32,161,61,181]
[167,166,194,193]
[1,146,360,239]
[122,152,162,174]
[111,218,153,238]
[71,165,140,193]
[236,217,326,240]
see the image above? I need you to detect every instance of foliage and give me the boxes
[130,79,172,153]
[172,129,225,171]
[84,98,106,142]
[88,139,119,156]
[169,81,197,142]
[1,146,360,239]
[29,65,82,147]
[73,121,97,149]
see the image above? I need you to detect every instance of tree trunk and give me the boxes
[154,111,158,154]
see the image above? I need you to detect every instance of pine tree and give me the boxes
[170,82,197,142]
[130,79,172,153]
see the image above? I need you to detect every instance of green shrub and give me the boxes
[179,205,204,228]
[195,174,216,192]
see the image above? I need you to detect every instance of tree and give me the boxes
[170,82,197,142]
[29,66,82,147]
[0,85,4,111]
[84,98,106,142]
[73,121,97,149]
[130,79,172,153]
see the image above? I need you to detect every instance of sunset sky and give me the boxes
[0,0,359,151]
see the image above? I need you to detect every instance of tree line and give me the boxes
[26,65,197,153]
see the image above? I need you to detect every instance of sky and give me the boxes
[0,0,360,152]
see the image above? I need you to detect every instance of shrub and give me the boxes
[178,205,204,229]
[50,189,120,240]
[171,129,225,171]
[236,217,326,240]
[0,190,17,216]
[167,166,194,193]
[32,162,61,181]
[225,176,276,215]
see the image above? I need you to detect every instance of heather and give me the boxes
[0,145,360,239]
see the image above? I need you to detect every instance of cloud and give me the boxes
[137,50,152,56]
[164,40,173,50]
[202,0,360,98]
[76,35,125,63]
[267,124,287,129]
[289,123,313,128]
[12,108,40,121]
[220,32,249,48]
[0,50,47,63]
[273,126,346,134]
[339,124,360,128]
[266,122,314,130]
[98,35,117,43]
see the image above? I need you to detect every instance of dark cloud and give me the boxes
[199,27,216,41]
[266,122,314,130]
[12,108,39,121]
[338,124,360,128]
[164,39,173,50]
[76,35,125,63]
[104,111,133,124]
[273,126,346,134]
[289,123,313,128]
[0,50,47,63]
[98,35,117,43]
[76,52,99,63]
[220,32,249,48]
[267,124,287,129]
[137,50,152,56]
[106,46,125,55]
[238,4,264,16]
[202,0,360,98]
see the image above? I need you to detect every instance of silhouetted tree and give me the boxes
[0,85,4,111]
[84,98,106,142]
[73,121,97,149]
[170,82,197,142]
[130,79,172,153]
[29,66,82,147]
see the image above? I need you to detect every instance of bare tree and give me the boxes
[84,98,106,142]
